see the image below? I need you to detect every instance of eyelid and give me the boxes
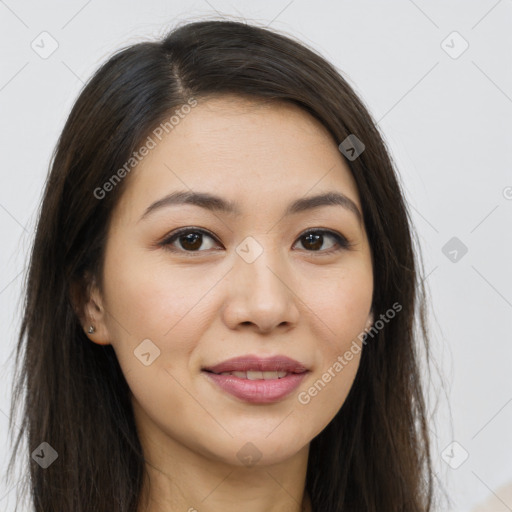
[158,226,354,254]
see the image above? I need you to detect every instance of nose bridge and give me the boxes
[235,234,287,294]
[225,234,299,331]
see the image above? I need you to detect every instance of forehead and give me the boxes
[113,95,362,225]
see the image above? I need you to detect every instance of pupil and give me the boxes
[181,233,201,250]
[305,233,322,251]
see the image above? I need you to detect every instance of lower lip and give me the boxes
[202,371,308,403]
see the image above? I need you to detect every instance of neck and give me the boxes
[135,416,312,512]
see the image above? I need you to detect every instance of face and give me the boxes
[84,95,374,468]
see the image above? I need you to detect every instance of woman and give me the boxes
[7,19,436,511]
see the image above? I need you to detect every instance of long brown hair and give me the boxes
[7,18,437,511]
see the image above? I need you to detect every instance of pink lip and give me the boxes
[202,355,309,374]
[201,355,309,404]
[202,371,308,403]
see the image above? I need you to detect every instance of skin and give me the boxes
[82,95,374,512]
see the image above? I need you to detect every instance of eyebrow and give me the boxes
[138,190,363,224]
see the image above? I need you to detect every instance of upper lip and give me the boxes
[202,355,309,374]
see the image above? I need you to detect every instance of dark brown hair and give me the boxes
[7,18,437,511]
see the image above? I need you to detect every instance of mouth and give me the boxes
[202,369,300,380]
[201,354,309,376]
[201,355,309,403]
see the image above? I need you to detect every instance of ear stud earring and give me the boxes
[88,325,95,334]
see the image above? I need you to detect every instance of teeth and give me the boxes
[263,371,289,379]
[218,370,288,379]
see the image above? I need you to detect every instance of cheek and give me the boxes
[104,248,217,341]
[297,279,368,429]
[102,252,229,405]
[309,266,373,346]
[300,265,371,408]
[103,259,208,419]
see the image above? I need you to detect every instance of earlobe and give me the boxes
[84,280,111,345]
[71,273,111,346]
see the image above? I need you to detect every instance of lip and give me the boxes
[202,355,309,374]
[202,371,308,403]
[201,355,309,404]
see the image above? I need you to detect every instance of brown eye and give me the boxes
[176,232,203,251]
[294,229,351,254]
[160,228,220,253]
[159,227,352,256]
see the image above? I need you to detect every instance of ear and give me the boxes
[70,272,111,346]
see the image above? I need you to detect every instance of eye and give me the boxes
[293,229,352,254]
[159,227,221,253]
[159,227,353,255]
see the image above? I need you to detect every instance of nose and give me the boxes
[221,239,301,334]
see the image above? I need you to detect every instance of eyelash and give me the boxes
[158,227,354,256]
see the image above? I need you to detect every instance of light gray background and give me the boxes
[1,1,511,511]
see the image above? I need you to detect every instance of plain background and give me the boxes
[1,1,511,511]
